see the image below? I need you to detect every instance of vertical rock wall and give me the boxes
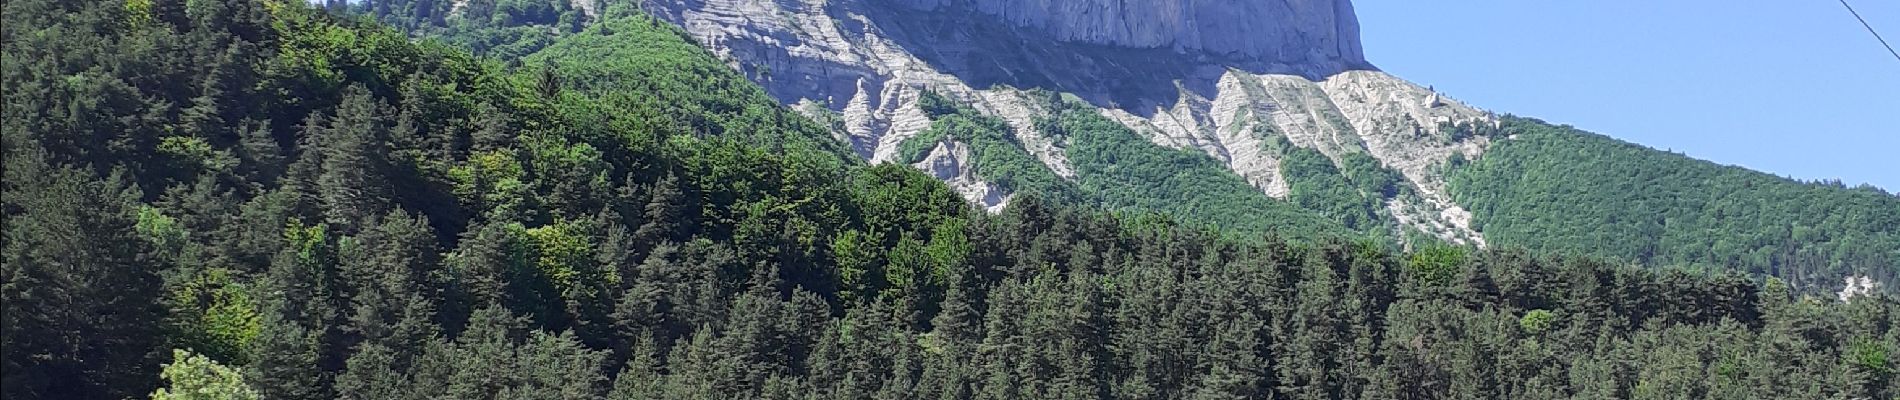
[892,0,1365,71]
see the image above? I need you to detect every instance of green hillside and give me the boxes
[1451,117,1900,290]
[2,1,1896,399]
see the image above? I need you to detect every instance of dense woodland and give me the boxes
[1450,117,1900,293]
[3,0,1898,399]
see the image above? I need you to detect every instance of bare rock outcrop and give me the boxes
[642,0,1087,186]
[891,0,1365,72]
[1103,72,1294,198]
[1106,69,1494,245]
[911,140,1013,213]
[1319,70,1494,245]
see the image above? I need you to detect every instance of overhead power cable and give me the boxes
[1838,0,1900,64]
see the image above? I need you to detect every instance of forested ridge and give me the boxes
[3,0,1898,400]
[1450,117,1900,293]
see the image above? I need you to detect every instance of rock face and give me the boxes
[1840,275,1882,302]
[911,140,1012,213]
[643,0,1494,245]
[891,0,1365,71]
[1102,69,1494,245]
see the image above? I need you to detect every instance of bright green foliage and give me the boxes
[137,206,191,258]
[1847,338,1892,374]
[1518,309,1554,335]
[1451,117,1900,288]
[450,150,530,215]
[524,219,613,294]
[922,218,971,287]
[285,222,332,269]
[1247,127,1405,236]
[158,136,239,173]
[151,349,260,400]
[1406,245,1468,285]
[167,269,262,365]
[885,236,930,295]
[916,88,963,117]
[123,0,154,27]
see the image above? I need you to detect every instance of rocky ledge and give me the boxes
[892,0,1365,70]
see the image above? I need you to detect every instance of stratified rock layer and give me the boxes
[892,0,1364,70]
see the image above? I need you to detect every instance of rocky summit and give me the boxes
[889,0,1366,70]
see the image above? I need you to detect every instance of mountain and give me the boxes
[5,0,1899,399]
[641,0,1497,246]
[637,0,1899,292]
[888,0,1366,67]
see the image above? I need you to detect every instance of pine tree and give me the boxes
[448,221,549,331]
[612,241,677,363]
[1042,271,1114,400]
[537,63,563,99]
[918,272,982,400]
[400,340,460,399]
[631,173,689,250]
[444,305,527,399]
[509,330,610,399]
[0,151,165,399]
[317,86,393,231]
[1281,255,1346,400]
[246,303,330,400]
[334,343,407,400]
[567,213,627,350]
[246,221,346,399]
[389,76,434,161]
[608,336,668,400]
[469,101,513,153]
[1189,312,1268,400]
[280,114,330,220]
[972,280,1030,400]
[341,211,446,355]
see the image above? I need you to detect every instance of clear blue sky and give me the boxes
[1356,1,1899,191]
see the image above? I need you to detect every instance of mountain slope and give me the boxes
[640,0,1493,244]
[1452,117,1900,292]
[634,0,1896,292]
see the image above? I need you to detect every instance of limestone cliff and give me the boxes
[891,0,1365,72]
[641,0,1494,245]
